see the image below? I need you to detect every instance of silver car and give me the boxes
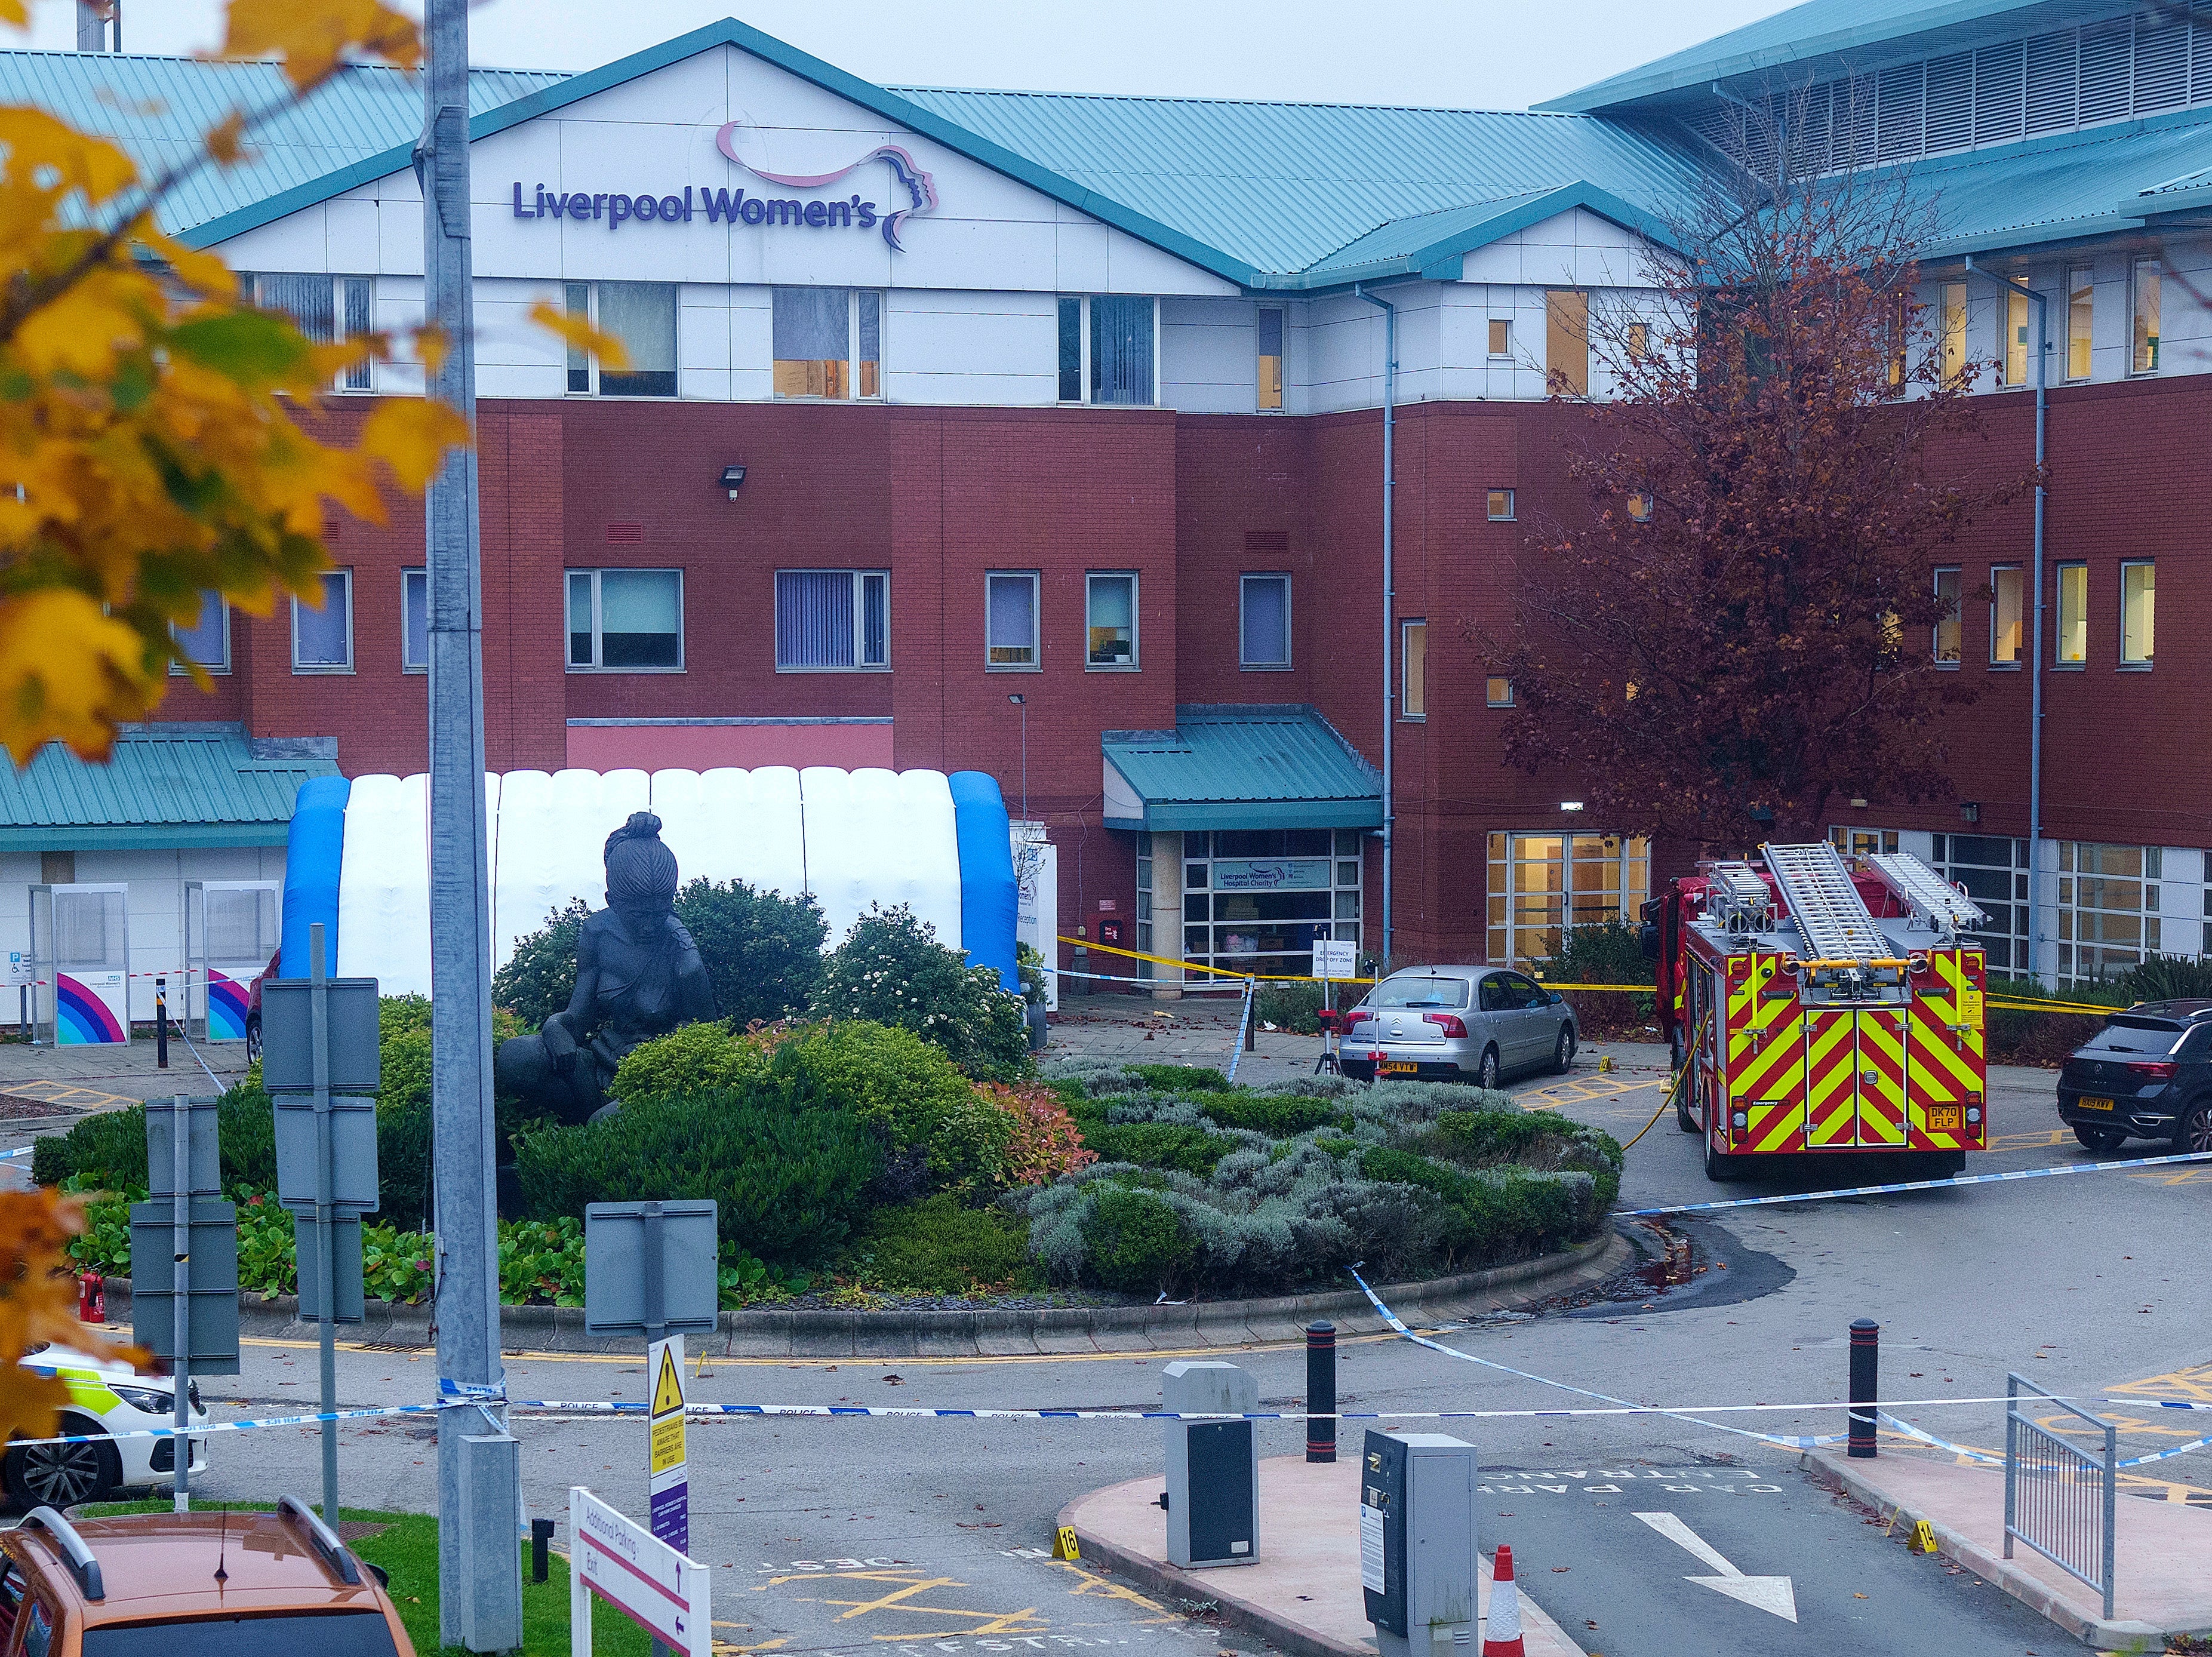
[1340,964,1577,1089]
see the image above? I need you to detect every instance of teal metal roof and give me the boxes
[0,727,337,850]
[0,48,564,239]
[1540,0,2080,114]
[1104,706,1382,832]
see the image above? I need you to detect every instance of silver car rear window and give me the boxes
[1368,977,1470,1010]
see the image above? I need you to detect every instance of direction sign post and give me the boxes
[570,1486,711,1657]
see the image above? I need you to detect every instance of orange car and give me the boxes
[0,1499,414,1657]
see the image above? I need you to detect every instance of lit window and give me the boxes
[1933,567,1961,665]
[1085,573,1137,668]
[2067,266,2093,380]
[1999,288,2029,387]
[1545,290,1589,396]
[567,569,684,670]
[2132,257,2161,374]
[1626,319,1650,363]
[2056,562,2088,665]
[986,572,1039,668]
[2121,560,2154,666]
[171,591,229,675]
[564,281,677,397]
[402,568,427,672]
[244,273,374,391]
[1257,307,1284,411]
[1487,318,1511,357]
[1990,566,2022,666]
[291,570,353,673]
[774,569,888,671]
[1240,574,1291,669]
[1626,493,1653,522]
[1939,280,1967,385]
[1400,622,1427,718]
[1487,489,1515,522]
[1487,676,1513,709]
[774,287,852,399]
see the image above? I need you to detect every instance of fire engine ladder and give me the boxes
[1866,850,1988,941]
[1707,860,1774,934]
[1759,841,1894,977]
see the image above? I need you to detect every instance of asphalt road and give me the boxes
[97,1044,2209,1657]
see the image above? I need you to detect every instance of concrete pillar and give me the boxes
[1149,830,1183,1000]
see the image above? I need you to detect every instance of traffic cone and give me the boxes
[1481,1543,1525,1657]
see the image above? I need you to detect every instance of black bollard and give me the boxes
[1305,1320,1337,1463]
[1848,1318,1879,1459]
[531,1517,553,1583]
[155,976,168,1069]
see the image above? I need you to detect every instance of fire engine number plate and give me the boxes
[2078,1096,2115,1112]
[1380,1060,1419,1075]
[1926,1105,1962,1131]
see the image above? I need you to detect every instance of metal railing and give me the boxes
[2004,1372,2116,1620]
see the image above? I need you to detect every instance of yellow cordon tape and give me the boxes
[1056,933,1376,985]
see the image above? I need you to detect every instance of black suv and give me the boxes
[2056,998,2212,1154]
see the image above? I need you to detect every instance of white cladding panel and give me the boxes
[491,768,653,975]
[650,767,809,900]
[801,767,964,951]
[335,771,432,994]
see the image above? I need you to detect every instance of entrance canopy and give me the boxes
[1102,705,1382,833]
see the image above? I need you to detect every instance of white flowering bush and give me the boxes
[811,904,1032,1081]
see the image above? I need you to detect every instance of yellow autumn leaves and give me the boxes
[0,0,460,764]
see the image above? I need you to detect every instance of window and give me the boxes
[1931,832,2031,971]
[1990,565,2023,666]
[1400,620,1427,718]
[1085,573,1137,668]
[1487,317,1512,357]
[774,569,888,671]
[2057,841,2160,982]
[1057,297,1082,402]
[1486,832,1651,968]
[171,591,229,675]
[565,281,676,396]
[1933,567,1961,664]
[2066,265,2094,380]
[567,569,683,669]
[2121,560,2154,666]
[1485,675,1513,708]
[1829,826,1900,859]
[1626,319,1650,363]
[1241,574,1291,669]
[402,568,428,672]
[1999,287,2029,386]
[1179,829,1362,980]
[986,572,1039,668]
[20,1600,49,1657]
[2056,561,2088,665]
[245,273,373,391]
[1626,492,1653,522]
[1487,488,1515,522]
[774,287,850,398]
[291,569,352,672]
[1256,307,1284,411]
[1545,290,1589,396]
[858,290,882,398]
[1939,280,1967,384]
[2131,257,2161,373]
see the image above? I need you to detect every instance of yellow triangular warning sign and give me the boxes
[652,1345,685,1416]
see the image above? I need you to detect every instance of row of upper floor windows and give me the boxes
[1931,559,2156,670]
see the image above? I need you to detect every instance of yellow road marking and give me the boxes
[1053,1561,1161,1612]
[2113,1362,2212,1404]
[1515,1077,1664,1114]
[770,1569,1047,1636]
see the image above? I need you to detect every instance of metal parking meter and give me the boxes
[1361,1431,1478,1657]
[1159,1360,1259,1568]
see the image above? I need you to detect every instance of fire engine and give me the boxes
[1644,841,1990,1182]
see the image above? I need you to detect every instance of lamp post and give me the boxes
[1007,694,1028,822]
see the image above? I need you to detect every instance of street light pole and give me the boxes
[1007,694,1028,821]
[422,0,520,1647]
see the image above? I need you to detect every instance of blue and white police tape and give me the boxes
[2112,1397,2212,1410]
[1875,1410,2210,1472]
[1623,1147,2212,1217]
[500,1395,2048,1422]
[1350,1268,1847,1453]
[1,1401,440,1449]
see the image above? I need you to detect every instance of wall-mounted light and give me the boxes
[719,465,747,499]
[1959,801,1981,825]
[1559,801,1585,813]
[1849,797,1870,808]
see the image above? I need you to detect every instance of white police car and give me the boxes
[5,1345,209,1507]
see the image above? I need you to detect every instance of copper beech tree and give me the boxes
[1481,127,2033,852]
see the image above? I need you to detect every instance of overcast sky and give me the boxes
[32,0,1790,110]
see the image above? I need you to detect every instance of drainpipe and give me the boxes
[1966,257,2048,986]
[1358,284,1396,967]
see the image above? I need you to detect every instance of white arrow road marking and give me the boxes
[1633,1511,1799,1623]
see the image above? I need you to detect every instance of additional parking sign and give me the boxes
[570,1486,710,1657]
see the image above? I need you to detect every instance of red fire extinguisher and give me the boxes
[77,1271,104,1324]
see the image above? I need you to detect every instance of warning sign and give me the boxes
[648,1334,689,1553]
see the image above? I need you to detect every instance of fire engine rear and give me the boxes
[1647,841,1990,1182]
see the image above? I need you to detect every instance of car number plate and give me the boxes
[2077,1096,2115,1112]
[1926,1105,1961,1132]
[1380,1060,1419,1075]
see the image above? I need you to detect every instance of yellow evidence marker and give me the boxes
[1052,1526,1081,1561]
[1909,1519,1939,1555]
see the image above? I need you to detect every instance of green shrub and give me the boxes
[1199,1095,1343,1136]
[811,905,1030,1081]
[673,877,829,1026]
[2113,954,2212,1005]
[1126,1063,1230,1092]
[784,1021,1013,1189]
[1255,981,1326,1034]
[380,994,434,1042]
[512,1084,882,1266]
[492,899,592,1027]
[1074,1120,1230,1177]
[845,1195,1039,1293]
[1533,920,1655,1034]
[612,1021,771,1103]
[1079,1185,1195,1295]
[36,1083,279,1194]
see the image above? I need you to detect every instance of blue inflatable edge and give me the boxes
[947,770,1020,993]
[280,774,350,978]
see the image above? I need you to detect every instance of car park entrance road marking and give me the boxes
[1632,1511,1798,1622]
[765,1569,1048,1638]
[1513,1076,1663,1112]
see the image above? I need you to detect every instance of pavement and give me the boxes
[1065,1454,1587,1657]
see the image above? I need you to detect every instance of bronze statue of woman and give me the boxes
[494,811,716,1122]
